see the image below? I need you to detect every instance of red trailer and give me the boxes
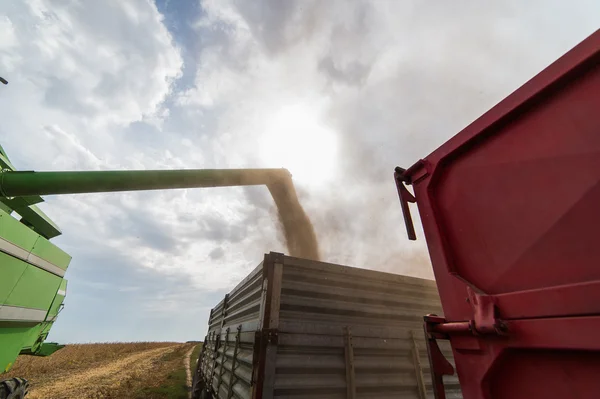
[396,29,600,399]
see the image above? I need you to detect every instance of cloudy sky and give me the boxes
[0,0,598,343]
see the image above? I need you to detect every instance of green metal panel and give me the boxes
[13,204,62,239]
[0,201,11,214]
[0,209,68,274]
[0,209,39,252]
[15,321,57,355]
[47,280,67,318]
[0,196,44,217]
[26,342,64,357]
[0,253,28,306]
[0,144,16,171]
[1,196,44,207]
[38,321,54,342]
[30,237,71,271]
[0,325,41,372]
[47,299,64,319]
[0,197,61,239]
[4,265,62,310]
[0,328,26,372]
[18,323,45,351]
[0,174,60,238]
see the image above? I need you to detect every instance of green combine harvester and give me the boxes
[0,143,318,398]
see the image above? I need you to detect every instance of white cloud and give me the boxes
[0,0,182,168]
[0,16,18,50]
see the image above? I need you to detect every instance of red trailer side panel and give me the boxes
[398,29,600,399]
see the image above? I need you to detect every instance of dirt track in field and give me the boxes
[27,346,177,399]
[184,346,194,399]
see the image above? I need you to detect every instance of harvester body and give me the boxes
[0,145,69,373]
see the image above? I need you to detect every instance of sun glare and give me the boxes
[260,104,338,187]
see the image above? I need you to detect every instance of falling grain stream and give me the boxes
[266,176,320,260]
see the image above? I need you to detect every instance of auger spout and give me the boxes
[0,168,320,260]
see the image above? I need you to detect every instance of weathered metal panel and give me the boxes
[197,253,462,399]
[198,262,265,399]
[272,256,462,399]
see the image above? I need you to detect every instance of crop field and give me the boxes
[4,342,200,399]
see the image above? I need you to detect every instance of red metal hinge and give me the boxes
[424,288,507,398]
[467,287,508,335]
[427,288,507,337]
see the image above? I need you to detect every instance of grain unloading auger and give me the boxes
[0,165,319,260]
[0,144,319,398]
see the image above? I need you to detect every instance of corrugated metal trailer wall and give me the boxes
[197,262,265,399]
[194,253,462,399]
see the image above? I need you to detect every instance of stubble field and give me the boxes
[4,342,200,399]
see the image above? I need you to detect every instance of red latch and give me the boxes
[467,287,508,335]
[394,167,417,240]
